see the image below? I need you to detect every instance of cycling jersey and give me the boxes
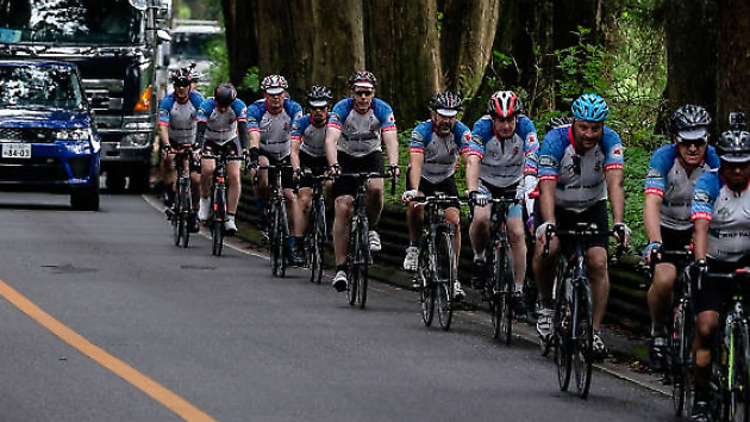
[197,98,248,145]
[471,115,539,188]
[158,91,204,145]
[644,144,720,230]
[246,99,304,161]
[692,169,750,262]
[538,125,624,212]
[328,97,397,158]
[409,120,476,183]
[291,114,329,158]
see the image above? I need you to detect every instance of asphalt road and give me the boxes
[0,192,676,422]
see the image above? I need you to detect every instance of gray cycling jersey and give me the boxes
[204,108,239,145]
[299,123,327,158]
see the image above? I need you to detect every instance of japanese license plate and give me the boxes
[2,143,31,159]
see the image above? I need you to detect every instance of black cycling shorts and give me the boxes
[299,150,328,189]
[259,154,295,190]
[554,200,609,253]
[659,226,693,266]
[406,168,460,209]
[332,151,384,199]
[203,138,241,158]
[695,256,750,314]
[167,145,201,174]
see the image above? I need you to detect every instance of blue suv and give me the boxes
[0,60,100,210]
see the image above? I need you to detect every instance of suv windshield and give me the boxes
[172,32,220,59]
[0,0,144,45]
[0,65,85,109]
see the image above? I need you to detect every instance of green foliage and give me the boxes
[177,4,192,20]
[554,26,611,104]
[620,145,650,252]
[205,36,260,96]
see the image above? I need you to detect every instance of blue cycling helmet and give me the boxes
[571,93,609,122]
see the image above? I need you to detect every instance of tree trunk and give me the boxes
[716,0,750,127]
[663,0,719,123]
[221,0,257,99]
[310,0,366,97]
[364,0,442,126]
[440,0,501,96]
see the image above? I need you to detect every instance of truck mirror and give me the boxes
[157,30,172,42]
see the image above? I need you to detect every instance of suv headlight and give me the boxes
[57,128,92,141]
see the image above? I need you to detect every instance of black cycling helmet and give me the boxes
[170,67,192,86]
[429,91,463,117]
[545,116,573,133]
[717,130,750,163]
[348,70,377,90]
[671,105,711,140]
[486,91,522,118]
[729,111,747,131]
[306,85,333,107]
[214,82,237,108]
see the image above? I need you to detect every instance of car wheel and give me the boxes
[71,188,100,211]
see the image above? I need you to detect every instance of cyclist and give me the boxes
[466,91,539,314]
[158,68,204,232]
[246,75,305,265]
[690,129,750,422]
[290,85,334,262]
[402,91,476,301]
[324,70,400,292]
[532,93,628,359]
[196,82,249,234]
[642,105,718,371]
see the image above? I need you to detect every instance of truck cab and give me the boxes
[0,0,170,192]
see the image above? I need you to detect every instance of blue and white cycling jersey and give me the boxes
[196,97,247,145]
[538,125,624,212]
[645,144,720,230]
[328,97,397,158]
[692,170,750,262]
[291,114,329,158]
[471,115,539,188]
[409,120,477,183]
[158,91,204,144]
[247,99,303,161]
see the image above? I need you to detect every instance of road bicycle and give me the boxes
[649,246,695,417]
[168,142,196,248]
[303,172,331,284]
[205,151,242,256]
[255,163,295,277]
[339,171,395,309]
[411,194,465,330]
[705,268,750,422]
[543,222,624,399]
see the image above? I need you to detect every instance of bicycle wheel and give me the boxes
[179,180,191,248]
[435,230,455,330]
[416,240,434,327]
[278,203,289,278]
[554,275,572,391]
[171,187,181,247]
[269,202,281,275]
[211,189,225,256]
[309,203,325,284]
[541,257,567,356]
[355,219,369,309]
[573,282,594,399]
[346,219,359,306]
[728,324,750,422]
[672,299,694,417]
[493,244,514,343]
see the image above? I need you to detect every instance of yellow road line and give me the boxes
[0,278,219,422]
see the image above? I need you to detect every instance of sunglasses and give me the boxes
[354,90,373,97]
[678,137,707,148]
[174,80,190,88]
[310,106,328,111]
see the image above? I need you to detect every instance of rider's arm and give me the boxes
[291,138,302,171]
[409,152,424,190]
[383,129,399,167]
[158,124,169,148]
[605,168,625,225]
[466,154,481,192]
[195,121,207,146]
[538,179,557,224]
[324,126,341,167]
[643,194,663,243]
[237,121,249,149]
[693,219,709,261]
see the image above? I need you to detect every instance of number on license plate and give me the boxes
[2,143,31,159]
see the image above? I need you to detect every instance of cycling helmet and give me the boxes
[430,91,463,117]
[671,105,711,140]
[571,93,609,122]
[348,70,377,90]
[170,67,192,86]
[486,91,522,118]
[306,85,333,107]
[729,111,747,131]
[717,130,750,163]
[260,75,289,95]
[214,82,237,108]
[545,116,573,133]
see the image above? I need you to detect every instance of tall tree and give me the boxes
[221,0,257,99]
[716,0,750,127]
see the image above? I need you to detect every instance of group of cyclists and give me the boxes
[158,65,750,421]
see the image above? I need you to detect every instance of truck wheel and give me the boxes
[106,171,126,192]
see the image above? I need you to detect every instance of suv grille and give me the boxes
[0,128,57,143]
